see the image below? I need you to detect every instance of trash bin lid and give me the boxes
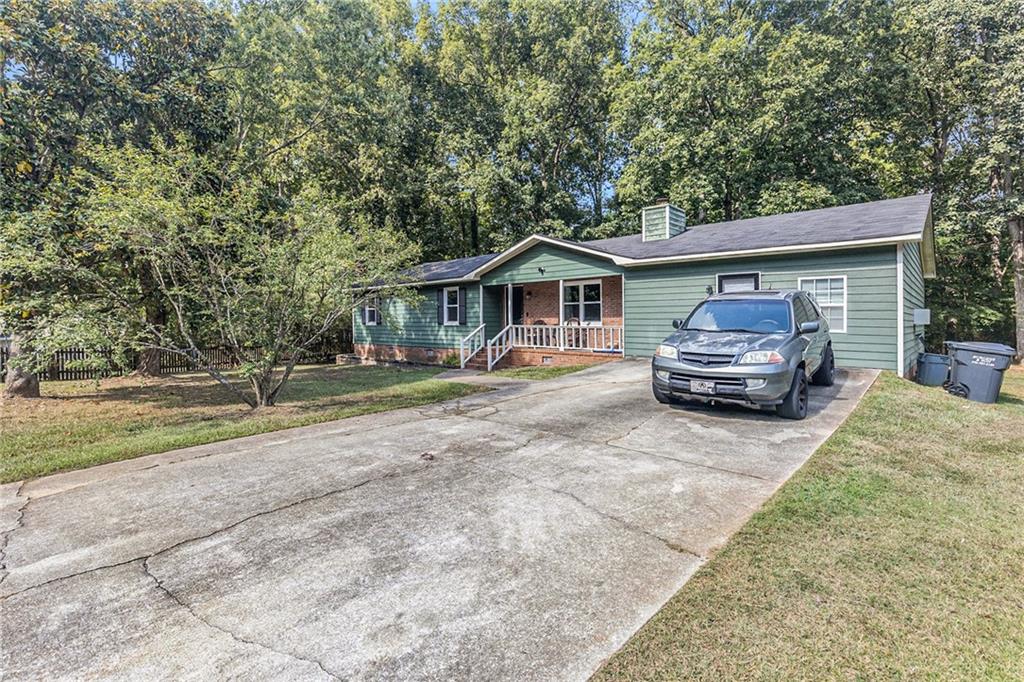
[944,341,1017,356]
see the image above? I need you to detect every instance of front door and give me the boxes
[509,285,525,325]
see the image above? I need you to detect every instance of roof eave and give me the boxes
[617,233,925,266]
[466,235,625,279]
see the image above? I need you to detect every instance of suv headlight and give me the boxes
[738,350,786,365]
[655,344,678,360]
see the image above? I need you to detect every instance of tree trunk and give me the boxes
[1010,217,1024,362]
[3,335,41,399]
[469,196,480,254]
[136,284,166,376]
[136,348,162,376]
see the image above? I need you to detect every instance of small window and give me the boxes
[717,272,760,293]
[799,276,846,332]
[364,297,380,326]
[443,287,460,325]
[563,281,602,324]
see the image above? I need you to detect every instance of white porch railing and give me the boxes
[459,323,487,368]
[487,324,513,371]
[480,324,623,371]
[508,324,624,353]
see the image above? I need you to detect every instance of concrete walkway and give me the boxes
[0,360,877,680]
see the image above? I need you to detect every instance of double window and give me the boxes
[799,276,846,332]
[563,280,602,324]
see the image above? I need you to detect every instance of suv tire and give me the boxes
[811,345,835,386]
[777,368,808,420]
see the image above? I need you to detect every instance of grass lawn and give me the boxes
[492,364,590,380]
[0,364,485,484]
[596,367,1024,680]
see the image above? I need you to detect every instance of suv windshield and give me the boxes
[683,299,793,334]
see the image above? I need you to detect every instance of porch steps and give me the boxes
[463,353,503,371]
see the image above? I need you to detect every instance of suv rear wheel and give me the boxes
[776,368,808,420]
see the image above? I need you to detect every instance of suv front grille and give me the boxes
[668,372,744,387]
[678,352,735,367]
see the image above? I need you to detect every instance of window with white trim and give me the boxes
[799,276,846,332]
[717,272,760,293]
[364,297,380,326]
[443,287,460,325]
[562,280,602,324]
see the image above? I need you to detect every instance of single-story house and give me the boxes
[354,194,936,376]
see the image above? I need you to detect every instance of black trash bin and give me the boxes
[916,352,950,386]
[944,341,1017,404]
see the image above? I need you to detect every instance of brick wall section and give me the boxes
[353,343,458,365]
[355,342,619,371]
[507,275,623,326]
[500,348,621,368]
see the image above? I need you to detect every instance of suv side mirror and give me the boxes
[671,318,685,330]
[799,321,820,335]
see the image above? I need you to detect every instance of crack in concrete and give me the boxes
[605,414,659,448]
[0,464,431,601]
[458,410,773,483]
[140,558,340,680]
[469,458,703,559]
[0,481,31,587]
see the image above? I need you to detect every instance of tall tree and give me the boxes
[612,0,879,227]
[425,0,625,252]
[0,0,231,390]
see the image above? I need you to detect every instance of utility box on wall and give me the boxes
[913,308,931,326]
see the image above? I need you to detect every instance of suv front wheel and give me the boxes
[776,368,808,420]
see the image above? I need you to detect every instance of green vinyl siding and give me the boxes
[643,206,666,241]
[480,243,621,286]
[902,242,926,374]
[622,247,900,370]
[667,205,686,238]
[353,285,481,349]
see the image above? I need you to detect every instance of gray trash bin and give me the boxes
[944,341,1017,404]
[916,353,950,386]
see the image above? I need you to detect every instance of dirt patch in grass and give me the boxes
[595,367,1024,680]
[0,364,485,483]
[492,364,590,380]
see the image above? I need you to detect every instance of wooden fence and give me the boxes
[0,331,353,382]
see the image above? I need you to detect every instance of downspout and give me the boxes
[896,244,906,377]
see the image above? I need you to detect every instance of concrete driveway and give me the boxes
[0,360,876,680]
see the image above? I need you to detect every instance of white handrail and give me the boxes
[459,323,487,368]
[487,324,513,371]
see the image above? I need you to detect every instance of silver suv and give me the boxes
[651,290,835,419]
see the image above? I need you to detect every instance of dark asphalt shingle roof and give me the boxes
[581,194,932,259]
[401,252,499,283]
[403,194,931,282]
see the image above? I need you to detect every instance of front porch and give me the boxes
[460,276,625,370]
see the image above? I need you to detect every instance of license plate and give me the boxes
[691,380,715,394]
